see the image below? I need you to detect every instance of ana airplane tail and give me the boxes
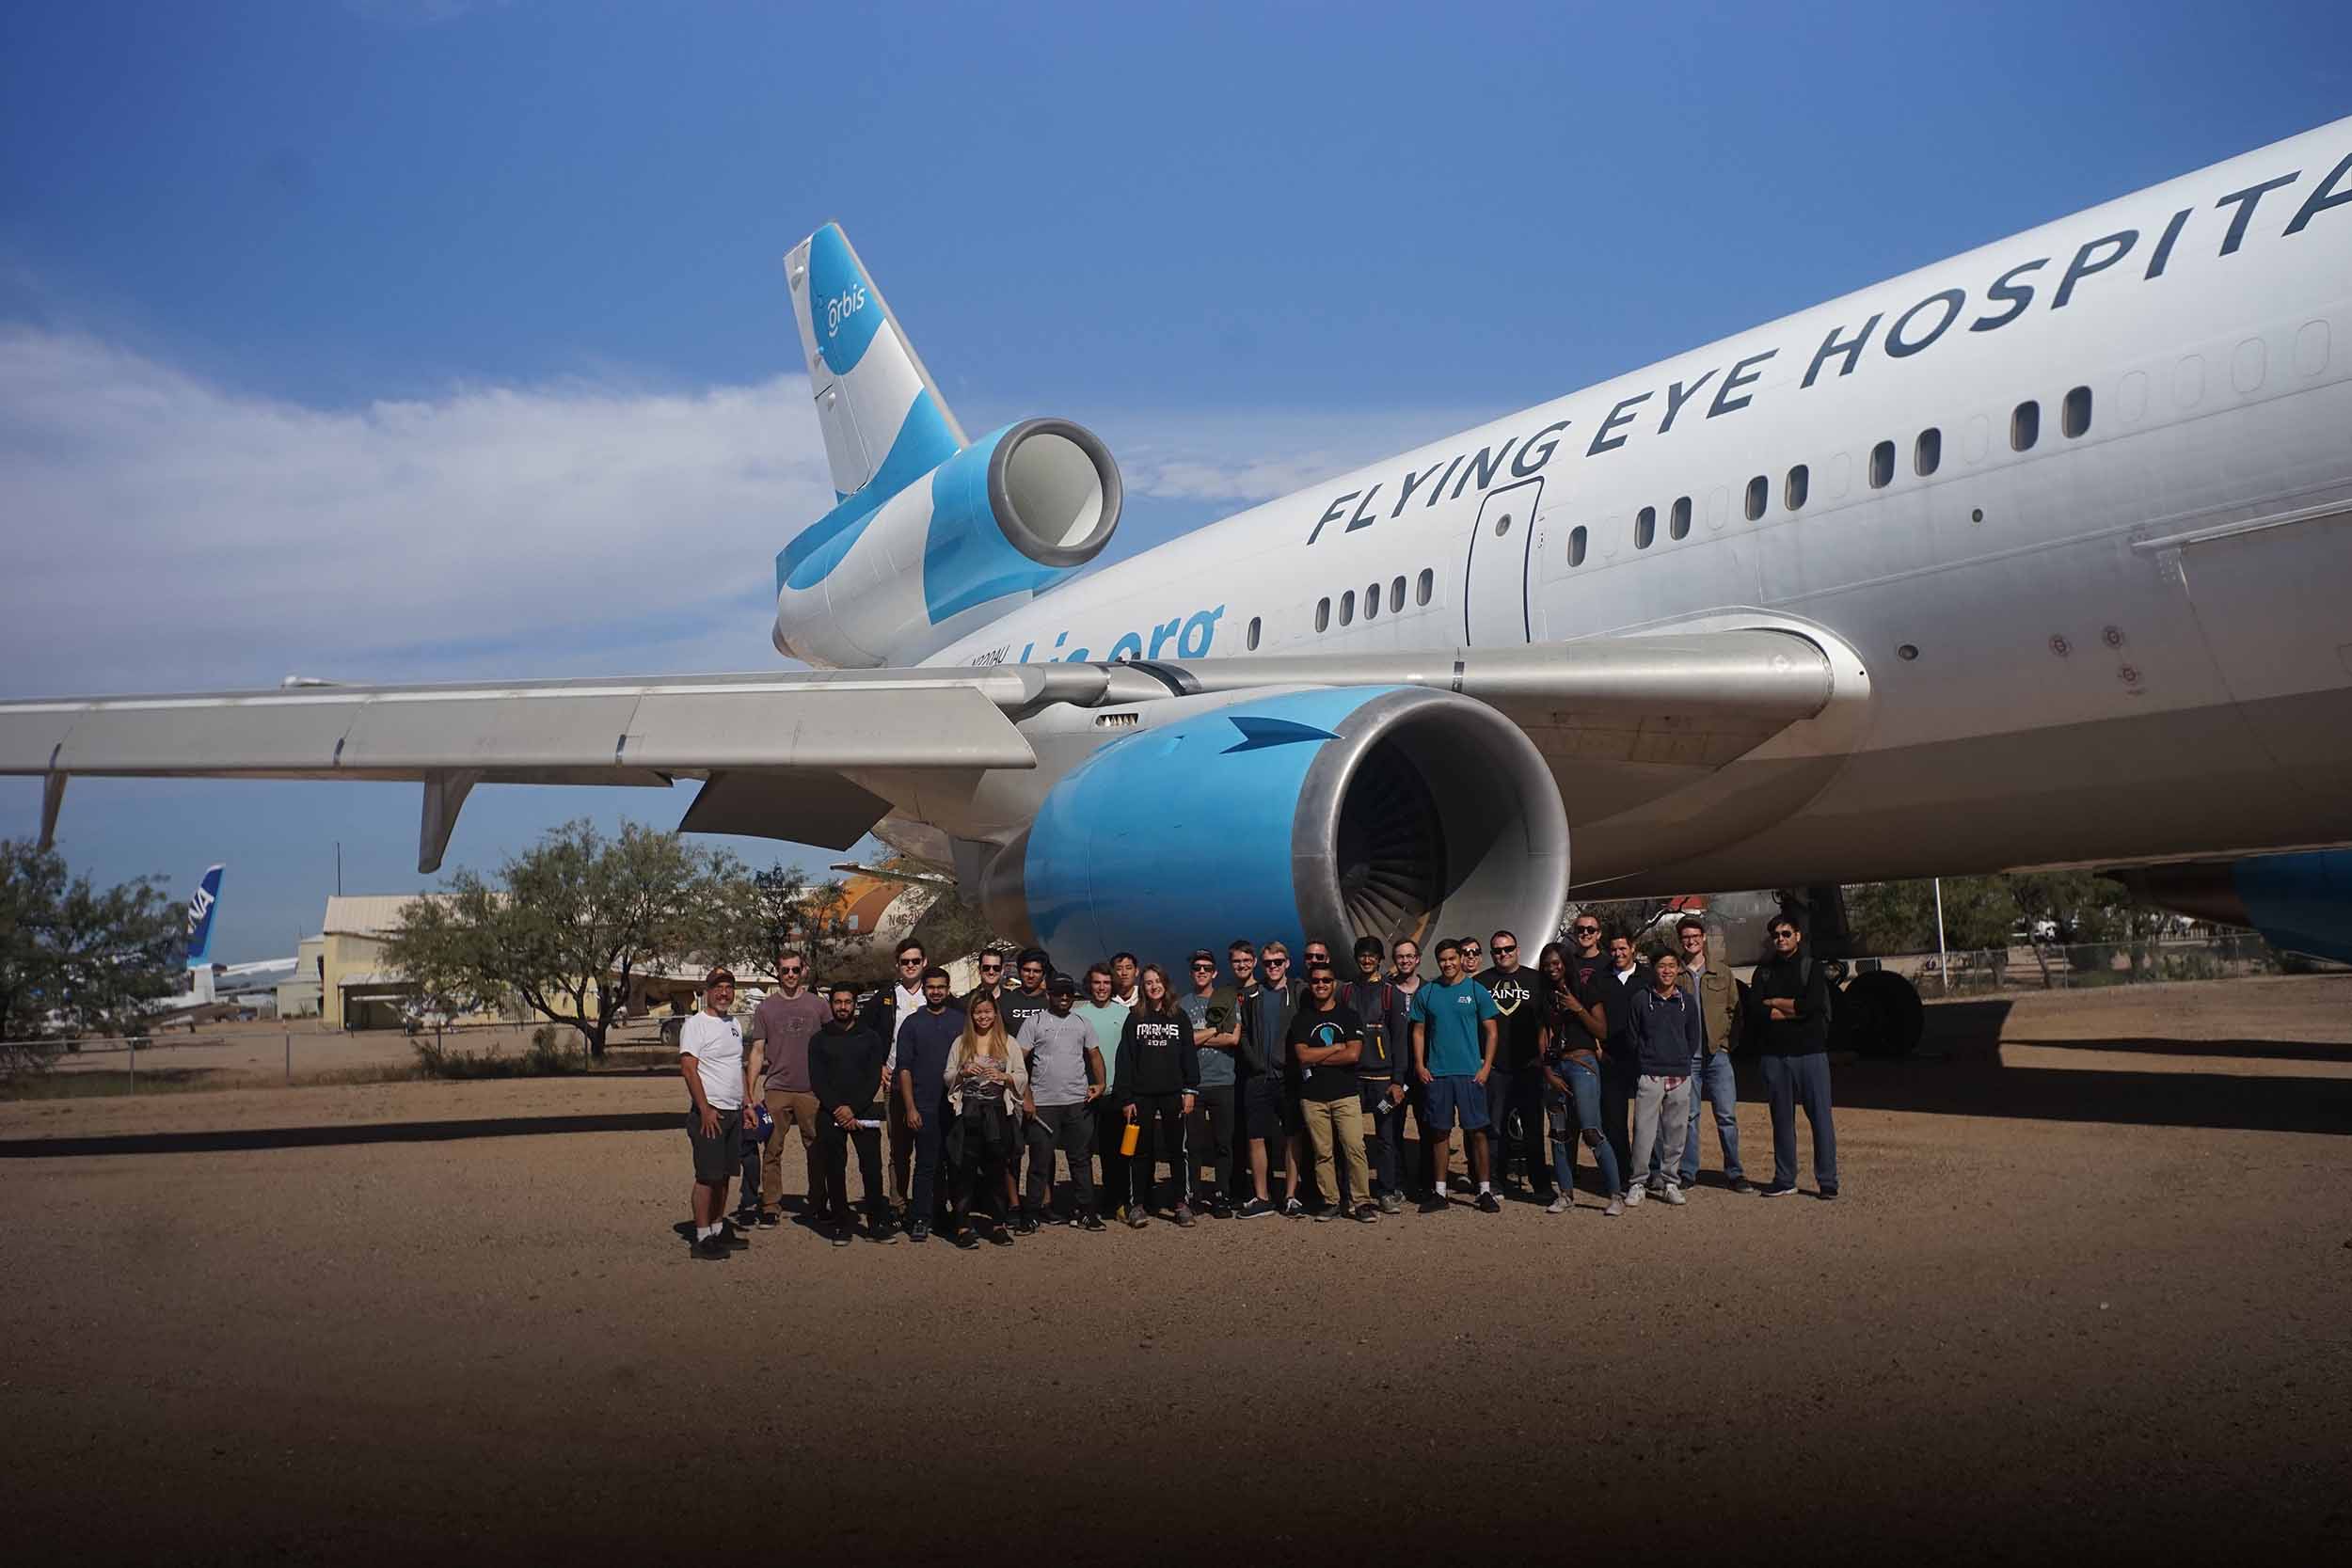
[183,864,224,980]
[784,223,966,500]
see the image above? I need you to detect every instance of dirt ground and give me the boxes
[3,974,2347,1562]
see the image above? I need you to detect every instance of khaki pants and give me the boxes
[1300,1093,1369,1211]
[760,1089,825,1215]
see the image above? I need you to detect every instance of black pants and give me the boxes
[949,1102,1013,1229]
[1360,1077,1402,1196]
[1096,1098,1130,1212]
[1192,1083,1237,1201]
[817,1119,886,1230]
[1128,1092,1189,1212]
[1023,1101,1098,1213]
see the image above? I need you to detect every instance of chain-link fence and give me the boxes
[1862,934,2285,997]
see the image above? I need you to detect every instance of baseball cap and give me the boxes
[1047,974,1078,996]
[1188,948,1216,966]
[705,967,736,986]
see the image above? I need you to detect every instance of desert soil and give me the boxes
[3,974,2348,1562]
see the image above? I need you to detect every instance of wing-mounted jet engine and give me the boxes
[773,224,1120,668]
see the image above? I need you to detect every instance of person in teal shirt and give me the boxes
[1407,939,1502,1212]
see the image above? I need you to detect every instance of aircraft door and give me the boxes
[1463,478,1543,645]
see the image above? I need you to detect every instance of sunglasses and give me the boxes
[780,967,803,974]
[1191,961,1216,970]
[1492,943,1517,955]
[1265,957,1289,966]
[1573,926,1600,936]
[898,957,923,967]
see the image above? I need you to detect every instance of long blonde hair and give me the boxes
[959,994,1011,1059]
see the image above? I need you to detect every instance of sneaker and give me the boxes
[1377,1193,1403,1215]
[731,1208,760,1229]
[1662,1183,1687,1207]
[1041,1211,1070,1227]
[1418,1194,1450,1214]
[1207,1199,1234,1221]
[691,1234,729,1260]
[1759,1181,1796,1197]
[1544,1195,1570,1215]
[1125,1207,1150,1229]
[719,1222,752,1248]
[1730,1178,1756,1196]
[987,1227,1015,1247]
[1237,1197,1276,1220]
[951,1228,980,1250]
[1352,1202,1379,1224]
[1171,1204,1197,1228]
[755,1210,781,1230]
[1603,1196,1625,1218]
[1080,1210,1106,1232]
[1312,1206,1332,1223]
[1475,1191,1502,1214]
[908,1220,930,1243]
[1282,1196,1305,1219]
[1817,1185,1839,1201]
[870,1223,902,1244]
[1014,1214,1041,1237]
[1625,1185,1645,1207]
[831,1227,852,1247]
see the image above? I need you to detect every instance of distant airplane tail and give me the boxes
[783,222,965,501]
[184,864,224,974]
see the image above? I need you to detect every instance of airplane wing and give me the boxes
[2,630,1839,869]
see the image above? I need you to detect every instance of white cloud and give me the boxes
[0,326,1496,697]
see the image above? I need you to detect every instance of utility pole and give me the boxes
[335,841,342,896]
[1933,877,1950,996]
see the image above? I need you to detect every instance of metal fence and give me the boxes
[1859,934,2286,997]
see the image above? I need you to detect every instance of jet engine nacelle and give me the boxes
[2115,849,2352,965]
[772,418,1120,669]
[977,685,1570,962]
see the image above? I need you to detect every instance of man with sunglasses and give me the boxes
[1180,949,1242,1217]
[866,940,930,1220]
[745,948,831,1228]
[1235,940,1304,1217]
[1748,914,1839,1199]
[1476,929,1556,1206]
[961,950,1007,1012]
[1544,917,1622,1214]
[1288,961,1377,1222]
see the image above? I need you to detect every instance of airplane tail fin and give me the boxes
[784,223,965,500]
[184,864,224,974]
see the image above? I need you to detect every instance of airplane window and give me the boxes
[1316,597,1329,633]
[1744,475,1768,521]
[2011,400,2039,451]
[1868,440,1895,488]
[2063,385,2091,438]
[1363,581,1379,620]
[1670,496,1692,540]
[1915,427,1942,477]
[1247,616,1262,651]
[1391,576,1406,613]
[1340,589,1355,626]
[1635,506,1656,549]
[1567,527,1587,567]
[1786,464,1809,510]
[1415,567,1434,605]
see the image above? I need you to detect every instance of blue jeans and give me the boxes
[1760,1051,1836,1191]
[1548,1058,1622,1198]
[1652,1050,1742,1184]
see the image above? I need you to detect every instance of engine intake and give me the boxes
[981,685,1569,961]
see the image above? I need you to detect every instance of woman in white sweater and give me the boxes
[941,995,1029,1249]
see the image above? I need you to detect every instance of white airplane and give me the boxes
[8,117,2352,1027]
[136,865,300,1027]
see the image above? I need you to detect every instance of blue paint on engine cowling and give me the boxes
[922,425,1060,622]
[1022,687,1406,963]
[2233,850,2352,964]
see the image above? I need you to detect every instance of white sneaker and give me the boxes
[1544,1195,1569,1214]
[1624,1185,1645,1207]
[1603,1196,1625,1217]
[1662,1183,1687,1206]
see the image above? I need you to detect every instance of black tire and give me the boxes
[1836,969,1925,1058]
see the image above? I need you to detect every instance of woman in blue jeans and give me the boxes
[1538,942,1625,1217]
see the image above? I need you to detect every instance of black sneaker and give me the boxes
[986,1227,1015,1247]
[719,1222,752,1249]
[692,1235,729,1260]
[1312,1206,1332,1223]
[908,1220,931,1243]
[1759,1181,1796,1197]
[1418,1194,1451,1214]
[755,1210,781,1229]
[1041,1211,1070,1227]
[731,1208,761,1230]
[1817,1185,1839,1201]
[1475,1191,1502,1214]
[831,1227,852,1247]
[1730,1178,1756,1196]
[1016,1213,1041,1236]
[870,1222,902,1244]
[1353,1202,1380,1223]
[950,1228,980,1250]
[1237,1197,1276,1219]
[1079,1210,1106,1232]
[1207,1198,1234,1220]
[1282,1196,1305,1219]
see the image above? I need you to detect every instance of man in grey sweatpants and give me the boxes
[1625,950,1702,1208]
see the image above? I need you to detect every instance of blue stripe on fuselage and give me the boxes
[775,388,961,594]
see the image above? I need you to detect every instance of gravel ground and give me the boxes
[3,974,2347,1562]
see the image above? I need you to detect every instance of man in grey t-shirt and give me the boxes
[1017,974,1106,1230]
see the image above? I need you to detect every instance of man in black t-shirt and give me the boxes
[1476,929,1555,1202]
[1285,963,1377,1222]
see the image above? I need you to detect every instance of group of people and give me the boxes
[674,912,1840,1259]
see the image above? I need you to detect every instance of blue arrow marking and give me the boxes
[1223,716,1339,752]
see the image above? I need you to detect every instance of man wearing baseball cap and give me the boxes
[1016,973,1107,1230]
[1179,947,1241,1217]
[679,968,757,1260]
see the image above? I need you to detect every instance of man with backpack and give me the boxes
[1747,914,1839,1199]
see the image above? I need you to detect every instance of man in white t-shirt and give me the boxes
[679,967,757,1261]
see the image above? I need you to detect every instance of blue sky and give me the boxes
[3,0,2345,960]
